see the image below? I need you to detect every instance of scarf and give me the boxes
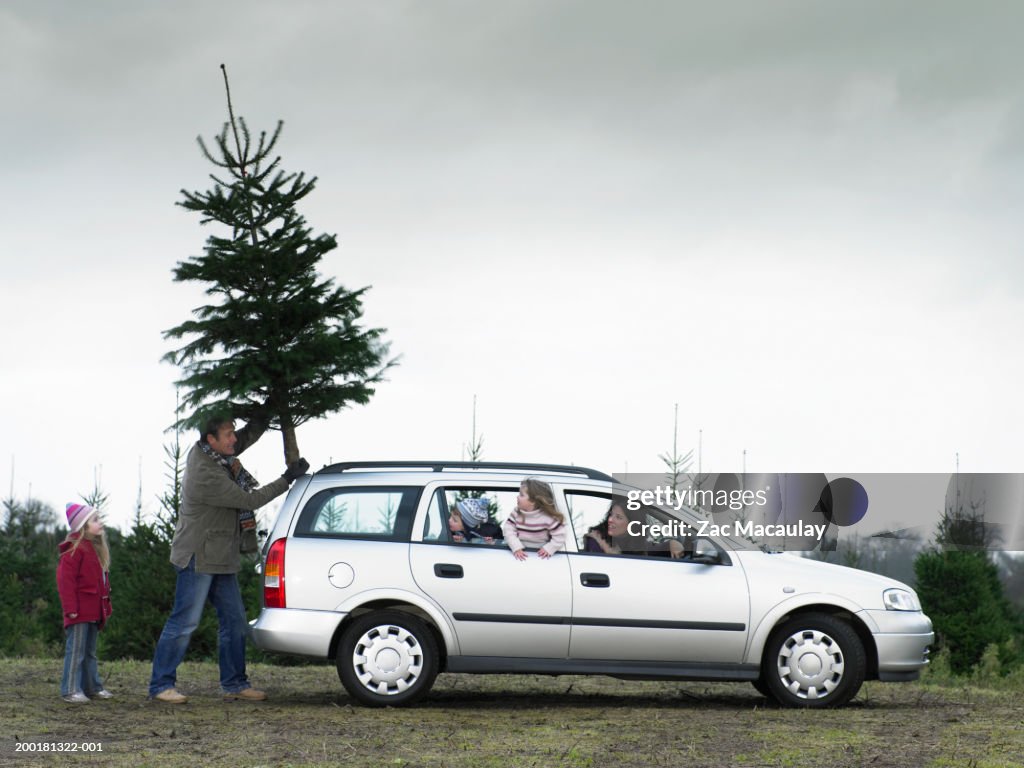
[200,441,260,552]
[200,441,259,490]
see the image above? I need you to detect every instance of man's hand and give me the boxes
[283,458,310,483]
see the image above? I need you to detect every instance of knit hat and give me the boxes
[456,498,491,528]
[66,503,95,533]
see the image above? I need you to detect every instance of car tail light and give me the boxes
[264,537,286,608]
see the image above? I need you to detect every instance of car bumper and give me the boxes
[862,609,934,680]
[249,607,346,658]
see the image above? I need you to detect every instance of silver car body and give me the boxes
[251,465,933,702]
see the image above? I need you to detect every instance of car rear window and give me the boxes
[294,486,421,541]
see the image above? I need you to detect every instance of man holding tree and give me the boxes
[148,415,308,704]
[152,77,392,703]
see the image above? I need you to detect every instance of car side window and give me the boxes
[566,490,698,560]
[416,486,516,546]
[443,489,510,527]
[295,486,420,540]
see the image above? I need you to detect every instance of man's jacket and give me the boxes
[170,432,289,574]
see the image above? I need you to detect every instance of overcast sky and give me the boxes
[2,1,1022,531]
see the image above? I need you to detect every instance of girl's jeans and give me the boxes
[61,622,103,697]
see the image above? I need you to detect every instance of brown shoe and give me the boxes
[153,688,188,704]
[224,687,267,702]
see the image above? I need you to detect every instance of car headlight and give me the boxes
[883,588,921,611]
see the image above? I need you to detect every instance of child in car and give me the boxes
[503,478,568,560]
[448,497,503,544]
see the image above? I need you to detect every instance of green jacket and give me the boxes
[169,426,289,574]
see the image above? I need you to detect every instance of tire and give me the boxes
[337,610,439,707]
[761,612,865,709]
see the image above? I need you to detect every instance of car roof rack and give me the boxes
[316,460,616,483]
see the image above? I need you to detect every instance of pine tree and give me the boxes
[913,486,1019,674]
[0,496,62,655]
[914,550,1015,674]
[465,394,483,462]
[155,393,186,538]
[658,403,693,494]
[79,466,110,513]
[164,67,393,462]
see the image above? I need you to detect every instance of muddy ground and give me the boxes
[1,658,1021,767]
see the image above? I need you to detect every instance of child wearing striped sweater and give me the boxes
[503,478,568,560]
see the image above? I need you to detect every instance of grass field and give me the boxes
[2,658,1022,767]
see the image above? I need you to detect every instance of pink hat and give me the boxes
[66,503,95,533]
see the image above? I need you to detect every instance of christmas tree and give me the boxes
[164,67,392,463]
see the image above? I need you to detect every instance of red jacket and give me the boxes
[56,535,112,629]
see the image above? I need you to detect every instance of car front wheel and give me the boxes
[337,610,439,707]
[762,612,865,708]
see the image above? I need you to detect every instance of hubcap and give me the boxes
[776,629,844,700]
[351,623,424,696]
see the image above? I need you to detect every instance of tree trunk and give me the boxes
[281,418,300,465]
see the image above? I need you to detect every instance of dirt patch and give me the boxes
[2,659,1021,767]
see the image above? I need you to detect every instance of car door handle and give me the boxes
[434,564,464,578]
[580,572,610,588]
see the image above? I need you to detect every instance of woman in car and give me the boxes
[585,499,630,552]
[584,498,686,558]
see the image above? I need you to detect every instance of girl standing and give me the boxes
[57,503,113,703]
[503,478,567,560]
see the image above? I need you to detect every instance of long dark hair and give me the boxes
[588,497,630,540]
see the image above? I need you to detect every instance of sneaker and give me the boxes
[153,688,188,704]
[91,689,114,699]
[223,687,267,702]
[62,692,90,703]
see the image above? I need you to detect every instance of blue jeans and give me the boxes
[148,556,252,696]
[62,622,103,697]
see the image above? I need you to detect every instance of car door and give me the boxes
[408,484,572,658]
[564,491,750,663]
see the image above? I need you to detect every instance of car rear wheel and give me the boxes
[762,612,865,709]
[337,610,439,707]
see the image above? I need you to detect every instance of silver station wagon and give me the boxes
[250,462,933,708]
